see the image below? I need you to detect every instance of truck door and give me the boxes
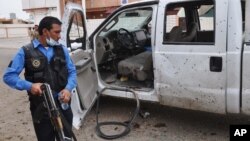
[154,0,228,113]
[242,0,250,115]
[61,2,97,129]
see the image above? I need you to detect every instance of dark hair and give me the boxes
[38,16,62,35]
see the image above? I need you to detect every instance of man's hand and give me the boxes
[59,89,71,103]
[30,83,43,96]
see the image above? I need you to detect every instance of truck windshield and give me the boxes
[103,8,152,32]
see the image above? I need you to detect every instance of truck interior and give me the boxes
[95,7,154,91]
[94,0,215,91]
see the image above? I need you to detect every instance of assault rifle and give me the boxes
[40,83,77,141]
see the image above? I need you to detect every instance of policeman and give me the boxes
[3,16,77,141]
[30,24,40,41]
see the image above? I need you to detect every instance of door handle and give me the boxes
[210,56,222,72]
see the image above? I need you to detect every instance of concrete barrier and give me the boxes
[0,19,104,39]
[0,24,33,38]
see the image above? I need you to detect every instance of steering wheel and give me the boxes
[117,28,135,49]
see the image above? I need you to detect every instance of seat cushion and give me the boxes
[118,51,153,81]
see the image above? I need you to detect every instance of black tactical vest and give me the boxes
[22,43,68,94]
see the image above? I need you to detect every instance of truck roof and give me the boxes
[123,0,159,7]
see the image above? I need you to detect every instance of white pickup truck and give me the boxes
[60,0,250,129]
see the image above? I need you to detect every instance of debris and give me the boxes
[154,123,166,128]
[139,111,150,119]
[133,123,140,129]
[120,76,128,82]
[105,74,117,83]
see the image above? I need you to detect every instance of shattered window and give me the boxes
[163,0,215,44]
[67,10,85,50]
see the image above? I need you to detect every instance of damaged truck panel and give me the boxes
[242,0,250,114]
[155,0,227,113]
[226,0,243,114]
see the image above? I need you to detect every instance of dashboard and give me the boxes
[95,29,150,64]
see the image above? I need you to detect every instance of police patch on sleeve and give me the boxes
[32,59,41,68]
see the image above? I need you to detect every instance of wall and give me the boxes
[0,19,104,38]
[0,24,33,38]
[22,0,59,25]
[30,8,58,25]
[22,0,57,10]
[86,0,119,8]
[86,0,140,8]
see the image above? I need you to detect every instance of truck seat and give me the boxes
[118,51,153,81]
[166,23,198,42]
[167,26,183,42]
[182,22,198,42]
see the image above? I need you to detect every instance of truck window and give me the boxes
[163,0,215,44]
[67,10,85,51]
[100,7,153,35]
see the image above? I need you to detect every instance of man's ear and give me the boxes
[42,28,48,36]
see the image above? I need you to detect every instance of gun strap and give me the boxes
[58,109,77,141]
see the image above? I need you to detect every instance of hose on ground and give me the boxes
[95,87,140,140]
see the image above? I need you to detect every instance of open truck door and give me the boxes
[61,2,97,129]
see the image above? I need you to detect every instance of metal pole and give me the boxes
[245,0,250,42]
[82,0,86,17]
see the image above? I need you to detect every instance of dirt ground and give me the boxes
[1,38,250,141]
[1,77,250,141]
